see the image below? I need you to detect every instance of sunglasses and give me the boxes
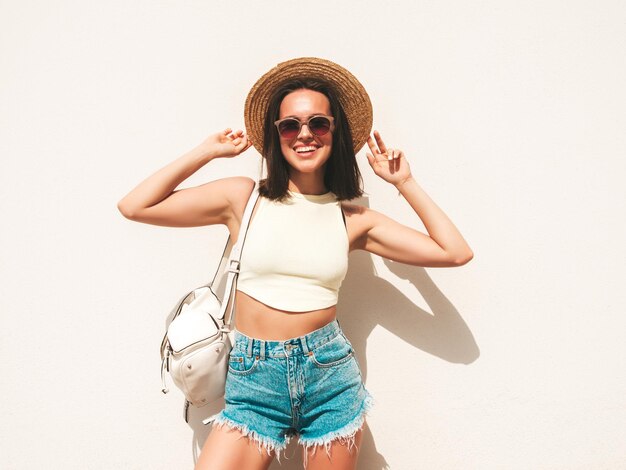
[274,115,335,139]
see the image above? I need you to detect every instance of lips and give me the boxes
[295,145,318,152]
[294,145,319,157]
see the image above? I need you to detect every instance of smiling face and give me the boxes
[277,88,333,178]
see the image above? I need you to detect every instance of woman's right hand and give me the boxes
[197,128,253,160]
[118,127,254,227]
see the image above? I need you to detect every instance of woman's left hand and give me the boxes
[365,130,413,187]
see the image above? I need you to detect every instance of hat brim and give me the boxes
[244,57,373,156]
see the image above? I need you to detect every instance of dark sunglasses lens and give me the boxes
[278,119,301,138]
[309,117,331,136]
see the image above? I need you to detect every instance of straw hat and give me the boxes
[244,57,373,155]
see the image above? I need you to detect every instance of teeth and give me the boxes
[296,146,317,153]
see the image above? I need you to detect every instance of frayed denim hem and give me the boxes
[299,390,374,468]
[202,412,291,464]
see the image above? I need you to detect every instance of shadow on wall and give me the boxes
[184,196,479,469]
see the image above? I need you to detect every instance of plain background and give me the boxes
[1,1,625,469]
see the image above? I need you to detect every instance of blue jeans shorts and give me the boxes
[203,319,374,464]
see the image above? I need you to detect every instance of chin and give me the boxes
[285,151,331,171]
[289,159,329,174]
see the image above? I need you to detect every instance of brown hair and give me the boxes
[258,77,364,201]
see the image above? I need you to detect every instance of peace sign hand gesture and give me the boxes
[365,130,413,187]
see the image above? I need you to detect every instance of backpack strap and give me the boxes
[217,182,260,326]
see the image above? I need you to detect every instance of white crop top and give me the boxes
[236,190,349,312]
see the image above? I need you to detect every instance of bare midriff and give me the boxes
[233,290,337,340]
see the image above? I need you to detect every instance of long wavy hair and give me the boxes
[258,77,364,201]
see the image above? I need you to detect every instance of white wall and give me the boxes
[2,1,625,468]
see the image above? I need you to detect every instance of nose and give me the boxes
[297,123,313,140]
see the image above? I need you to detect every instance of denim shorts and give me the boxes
[203,319,374,464]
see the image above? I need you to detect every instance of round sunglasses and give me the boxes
[274,115,335,139]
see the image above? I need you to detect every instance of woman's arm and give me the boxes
[117,129,253,227]
[349,131,473,267]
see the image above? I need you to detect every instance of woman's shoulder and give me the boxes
[340,200,373,230]
[222,175,256,193]
[222,176,257,217]
[222,175,256,204]
[340,200,372,219]
[340,201,389,233]
[215,176,257,240]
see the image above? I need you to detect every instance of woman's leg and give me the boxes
[195,424,276,470]
[302,427,364,470]
[297,322,372,470]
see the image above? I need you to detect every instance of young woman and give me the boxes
[118,57,473,470]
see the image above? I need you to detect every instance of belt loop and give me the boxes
[260,340,266,360]
[300,335,310,354]
[247,337,253,357]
